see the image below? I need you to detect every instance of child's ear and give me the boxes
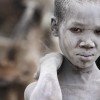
[51,17,59,37]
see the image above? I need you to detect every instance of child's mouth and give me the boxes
[76,54,94,61]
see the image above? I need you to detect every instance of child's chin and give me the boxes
[76,62,94,69]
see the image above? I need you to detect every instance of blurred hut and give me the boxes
[0,0,60,100]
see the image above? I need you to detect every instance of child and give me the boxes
[25,0,100,100]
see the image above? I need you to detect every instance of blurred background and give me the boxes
[0,0,100,100]
[0,0,60,100]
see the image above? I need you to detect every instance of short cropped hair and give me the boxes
[54,0,100,22]
[54,0,70,22]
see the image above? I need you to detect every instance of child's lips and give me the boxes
[76,54,94,57]
[76,54,94,61]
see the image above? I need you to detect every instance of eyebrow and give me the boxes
[68,21,100,29]
[70,22,85,27]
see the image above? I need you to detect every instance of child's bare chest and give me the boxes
[59,82,100,100]
[58,58,100,100]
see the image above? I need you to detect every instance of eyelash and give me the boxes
[94,29,100,35]
[69,27,83,33]
[69,27,100,35]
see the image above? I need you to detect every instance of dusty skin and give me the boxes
[24,0,100,100]
[24,53,63,100]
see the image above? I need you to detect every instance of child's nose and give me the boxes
[79,38,95,49]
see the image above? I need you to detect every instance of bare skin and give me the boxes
[24,53,63,100]
[24,1,100,100]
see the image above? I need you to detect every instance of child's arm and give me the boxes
[24,53,63,100]
[34,53,63,79]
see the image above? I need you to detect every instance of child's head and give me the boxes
[51,0,100,68]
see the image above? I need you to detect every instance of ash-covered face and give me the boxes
[52,4,100,68]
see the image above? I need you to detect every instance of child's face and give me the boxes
[58,4,100,68]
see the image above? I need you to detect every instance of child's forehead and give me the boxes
[70,3,100,17]
[76,4,100,18]
[62,3,100,27]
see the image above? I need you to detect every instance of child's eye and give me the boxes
[69,27,83,33]
[94,29,100,35]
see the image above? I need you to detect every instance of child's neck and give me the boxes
[58,57,99,85]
